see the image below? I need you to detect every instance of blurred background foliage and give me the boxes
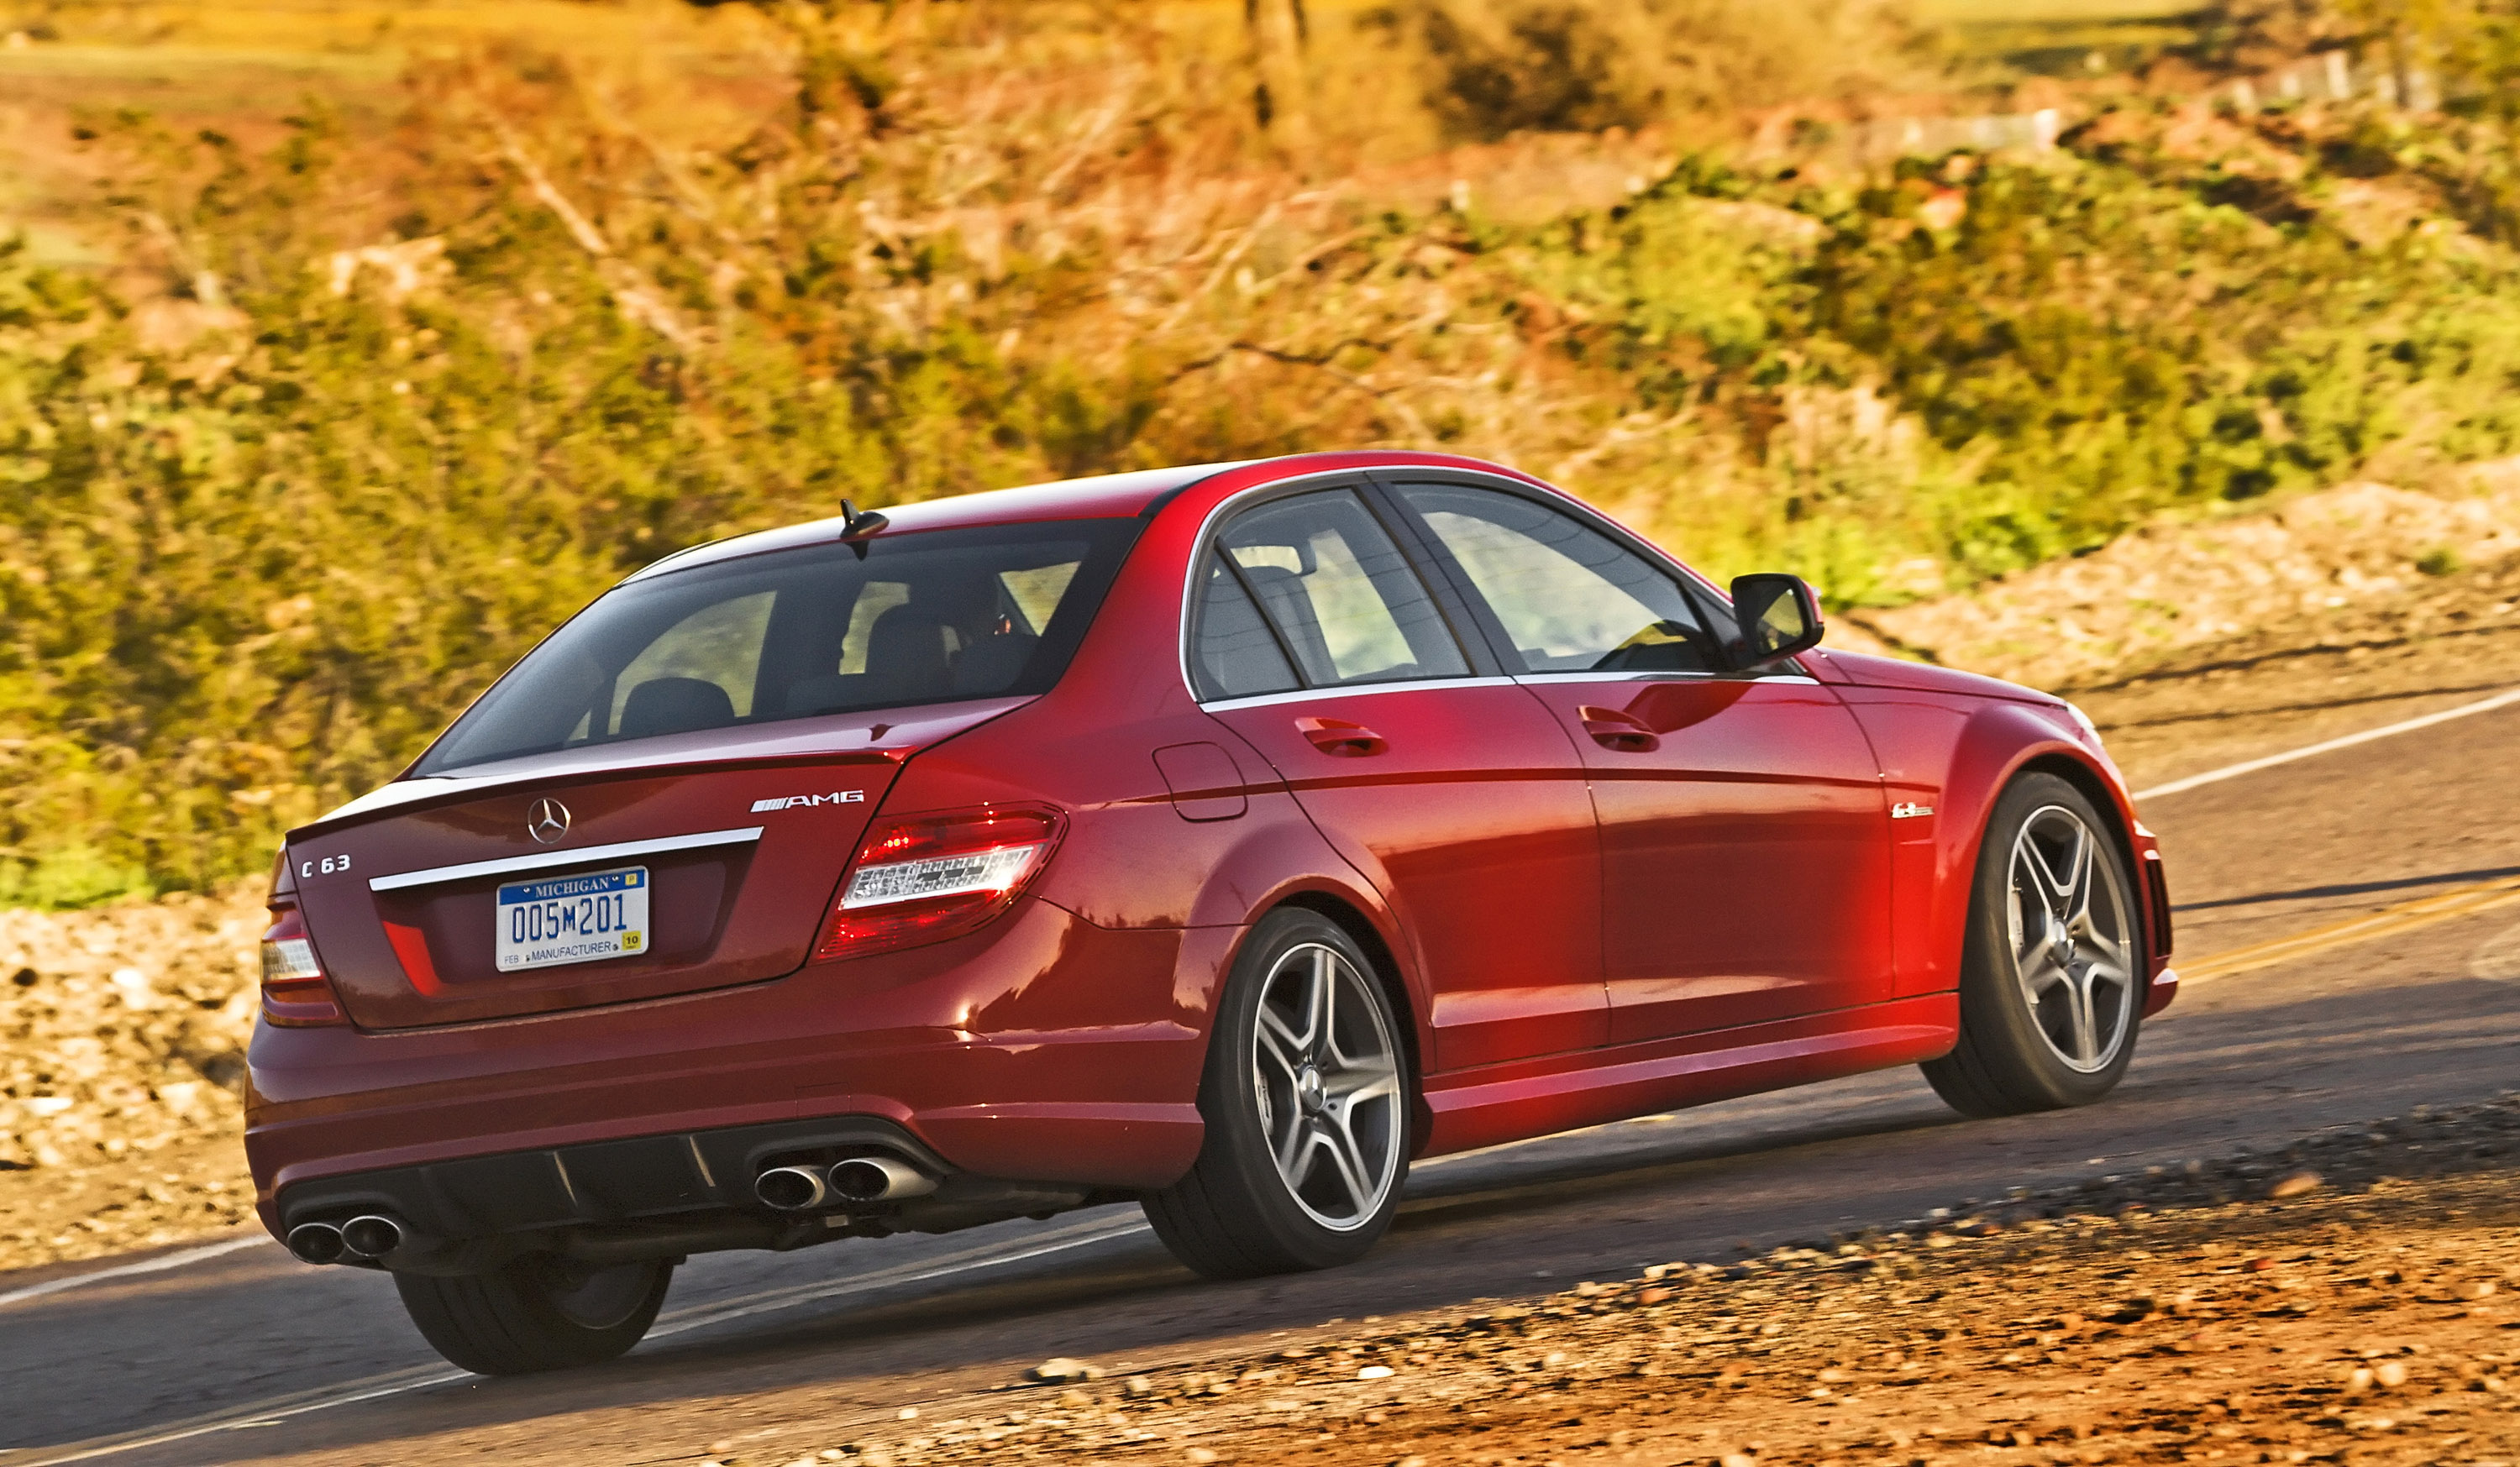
[5,0,2520,902]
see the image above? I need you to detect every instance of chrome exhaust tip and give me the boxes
[754,1165,834,1211]
[286,1221,347,1265]
[828,1155,939,1203]
[339,1214,405,1259]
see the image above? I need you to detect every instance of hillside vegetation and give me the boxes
[7,0,2520,904]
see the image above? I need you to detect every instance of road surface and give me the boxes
[6,687,2518,1466]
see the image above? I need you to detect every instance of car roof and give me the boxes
[622,463,1247,582]
[621,451,1555,584]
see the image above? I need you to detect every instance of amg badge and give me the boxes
[750,791,869,813]
[1891,801,1935,820]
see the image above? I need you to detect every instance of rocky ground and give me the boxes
[671,1098,2520,1467]
[0,884,265,1268]
[1854,465,2520,694]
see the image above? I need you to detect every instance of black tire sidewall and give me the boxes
[395,1257,671,1375]
[1958,773,2146,1108]
[1196,909,1410,1271]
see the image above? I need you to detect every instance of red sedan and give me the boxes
[249,452,2176,1373]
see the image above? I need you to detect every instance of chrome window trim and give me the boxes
[1175,467,1461,706]
[1199,676,1520,714]
[368,826,766,893]
[1511,671,1822,687]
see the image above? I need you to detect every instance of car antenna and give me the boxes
[838,500,889,540]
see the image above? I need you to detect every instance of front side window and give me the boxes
[1393,483,1725,674]
[1189,489,1470,700]
[418,519,1139,773]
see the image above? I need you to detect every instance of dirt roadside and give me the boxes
[662,1099,2520,1467]
[0,887,264,1270]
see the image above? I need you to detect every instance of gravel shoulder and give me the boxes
[676,1098,2520,1467]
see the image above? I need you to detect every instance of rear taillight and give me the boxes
[812,804,1065,962]
[260,901,347,1027]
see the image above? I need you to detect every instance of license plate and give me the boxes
[496,867,649,972]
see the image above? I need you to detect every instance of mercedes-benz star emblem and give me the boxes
[526,797,572,845]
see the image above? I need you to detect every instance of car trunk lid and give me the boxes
[286,701,1021,1030]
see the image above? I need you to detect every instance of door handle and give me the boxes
[1294,716,1388,757]
[1577,705,1661,753]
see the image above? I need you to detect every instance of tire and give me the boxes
[1922,772,2146,1119]
[393,1255,673,1375]
[1145,909,1412,1280]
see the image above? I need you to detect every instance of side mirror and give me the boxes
[1729,574,1825,666]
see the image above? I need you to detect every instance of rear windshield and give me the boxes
[415,519,1140,774]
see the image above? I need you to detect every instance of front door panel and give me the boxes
[1522,673,1893,1040]
[1372,474,1892,1045]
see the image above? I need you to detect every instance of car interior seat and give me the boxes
[864,604,958,702]
[1236,564,1335,681]
[617,676,738,739]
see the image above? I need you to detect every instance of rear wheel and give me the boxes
[1923,773,2145,1118]
[1145,909,1410,1279]
[393,1255,672,1375]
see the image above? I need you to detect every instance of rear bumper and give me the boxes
[247,899,1234,1236]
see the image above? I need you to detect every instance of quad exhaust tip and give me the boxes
[753,1155,941,1210]
[286,1221,346,1265]
[753,1165,833,1211]
[828,1155,938,1203]
[340,1214,405,1259]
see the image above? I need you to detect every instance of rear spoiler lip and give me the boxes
[286,748,900,845]
[288,698,1037,845]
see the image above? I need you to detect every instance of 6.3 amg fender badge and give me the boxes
[751,791,869,813]
[526,797,572,844]
[1891,801,1935,820]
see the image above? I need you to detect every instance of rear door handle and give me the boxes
[1578,705,1661,753]
[1294,716,1388,757]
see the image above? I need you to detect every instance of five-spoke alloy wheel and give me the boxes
[1924,772,2147,1117]
[2005,801,2138,1074]
[1146,909,1411,1277]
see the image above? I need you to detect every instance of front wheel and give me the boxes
[1144,909,1411,1279]
[1923,772,2145,1119]
[394,1255,672,1375]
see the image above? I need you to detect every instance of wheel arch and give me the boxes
[1932,703,2152,991]
[2009,750,2160,979]
[2017,753,2139,881]
[1270,889,1435,1155]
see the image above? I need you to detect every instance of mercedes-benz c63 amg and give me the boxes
[248,452,2176,1373]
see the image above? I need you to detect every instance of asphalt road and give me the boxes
[8,694,2520,1467]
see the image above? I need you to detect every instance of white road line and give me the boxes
[2131,684,2520,801]
[0,1234,271,1312]
[19,1216,1154,1466]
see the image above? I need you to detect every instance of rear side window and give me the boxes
[1189,489,1469,700]
[417,519,1139,773]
